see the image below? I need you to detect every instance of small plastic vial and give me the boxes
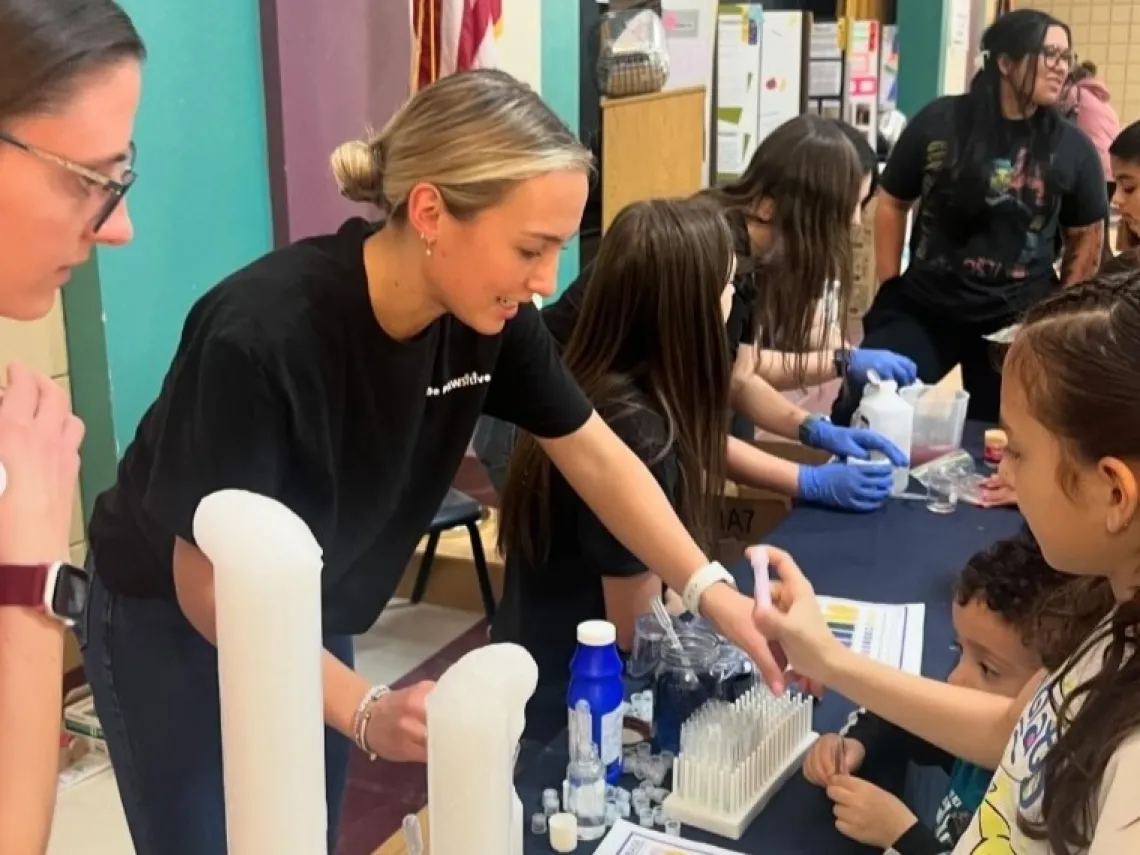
[638,809,654,827]
[530,812,548,835]
[614,787,631,804]
[542,788,560,816]
[664,818,682,837]
[653,806,665,826]
[617,800,631,819]
[604,802,619,826]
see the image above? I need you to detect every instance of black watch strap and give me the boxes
[834,348,852,378]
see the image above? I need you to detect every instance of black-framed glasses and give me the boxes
[1041,45,1076,70]
[0,131,136,233]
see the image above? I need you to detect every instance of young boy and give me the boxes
[801,531,1113,853]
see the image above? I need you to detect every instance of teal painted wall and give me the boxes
[77,0,274,460]
[896,0,950,118]
[540,0,581,296]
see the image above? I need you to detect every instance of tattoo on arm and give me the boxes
[1060,222,1105,286]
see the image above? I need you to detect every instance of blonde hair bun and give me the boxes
[330,139,385,206]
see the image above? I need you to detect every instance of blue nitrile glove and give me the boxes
[797,462,893,512]
[802,416,909,467]
[847,349,918,387]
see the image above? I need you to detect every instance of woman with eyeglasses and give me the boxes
[832,9,1108,427]
[0,1,142,853]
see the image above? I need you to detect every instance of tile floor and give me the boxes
[48,600,483,855]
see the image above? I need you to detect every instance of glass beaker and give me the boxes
[651,631,719,755]
[628,614,667,679]
[925,470,959,514]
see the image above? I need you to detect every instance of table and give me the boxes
[516,423,1023,854]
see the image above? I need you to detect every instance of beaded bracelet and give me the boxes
[352,684,391,761]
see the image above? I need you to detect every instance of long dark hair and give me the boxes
[939,9,1068,239]
[498,198,733,564]
[0,0,144,125]
[706,114,861,377]
[1005,270,1140,851]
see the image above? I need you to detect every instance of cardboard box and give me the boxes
[849,195,879,319]
[714,438,830,563]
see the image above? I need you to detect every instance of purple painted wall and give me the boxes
[260,0,411,243]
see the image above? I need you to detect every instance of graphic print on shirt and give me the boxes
[956,668,1082,854]
[425,370,492,397]
[913,140,1056,285]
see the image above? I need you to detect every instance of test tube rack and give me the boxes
[662,686,817,840]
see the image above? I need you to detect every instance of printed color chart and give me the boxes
[817,596,925,674]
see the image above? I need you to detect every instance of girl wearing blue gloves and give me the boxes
[478,117,916,512]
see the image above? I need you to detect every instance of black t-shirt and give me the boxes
[88,218,593,634]
[490,388,677,742]
[543,250,756,361]
[882,95,1107,323]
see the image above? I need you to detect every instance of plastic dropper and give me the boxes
[751,546,772,611]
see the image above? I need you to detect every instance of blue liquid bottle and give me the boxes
[567,620,624,784]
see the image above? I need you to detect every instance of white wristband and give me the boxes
[681,561,737,615]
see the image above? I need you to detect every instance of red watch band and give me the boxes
[0,563,52,610]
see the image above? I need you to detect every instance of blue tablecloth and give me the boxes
[518,423,1024,854]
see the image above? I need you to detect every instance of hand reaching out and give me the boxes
[364,681,433,763]
[979,473,1017,508]
[748,546,845,685]
[827,775,919,849]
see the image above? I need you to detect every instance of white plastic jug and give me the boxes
[852,372,914,496]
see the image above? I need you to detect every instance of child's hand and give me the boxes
[979,473,1017,507]
[826,775,918,849]
[803,735,866,786]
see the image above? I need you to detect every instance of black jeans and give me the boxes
[832,276,1017,426]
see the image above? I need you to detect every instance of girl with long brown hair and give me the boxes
[492,197,735,741]
[755,269,1140,854]
[478,116,916,514]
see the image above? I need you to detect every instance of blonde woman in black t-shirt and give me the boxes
[81,69,790,855]
[0,3,142,853]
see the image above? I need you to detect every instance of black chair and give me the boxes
[410,488,496,621]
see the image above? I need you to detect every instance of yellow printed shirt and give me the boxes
[952,629,1140,854]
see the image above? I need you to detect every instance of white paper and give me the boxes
[816,596,926,675]
[194,490,327,855]
[715,14,750,109]
[595,819,746,854]
[809,60,843,98]
[715,124,742,176]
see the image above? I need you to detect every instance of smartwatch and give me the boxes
[833,348,852,378]
[0,561,89,627]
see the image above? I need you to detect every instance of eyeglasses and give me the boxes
[0,131,136,233]
[1041,46,1076,70]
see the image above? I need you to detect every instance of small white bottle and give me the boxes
[852,373,914,496]
[567,700,606,841]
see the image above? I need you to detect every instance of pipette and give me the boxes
[750,546,772,610]
[402,813,424,855]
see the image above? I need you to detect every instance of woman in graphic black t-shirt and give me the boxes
[491,197,737,743]
[80,71,785,855]
[832,10,1108,425]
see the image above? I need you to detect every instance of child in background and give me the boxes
[755,269,1140,854]
[801,532,1113,853]
[1103,120,1140,265]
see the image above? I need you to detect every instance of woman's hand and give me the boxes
[802,418,908,467]
[699,582,790,695]
[847,349,918,387]
[0,364,85,563]
[979,473,1017,508]
[827,775,918,849]
[750,546,844,684]
[797,462,892,512]
[364,681,433,763]
[803,734,866,786]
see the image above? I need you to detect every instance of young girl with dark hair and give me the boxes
[757,269,1140,854]
[834,9,1108,426]
[1102,120,1140,268]
[492,197,735,741]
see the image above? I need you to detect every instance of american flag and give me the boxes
[411,0,503,92]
